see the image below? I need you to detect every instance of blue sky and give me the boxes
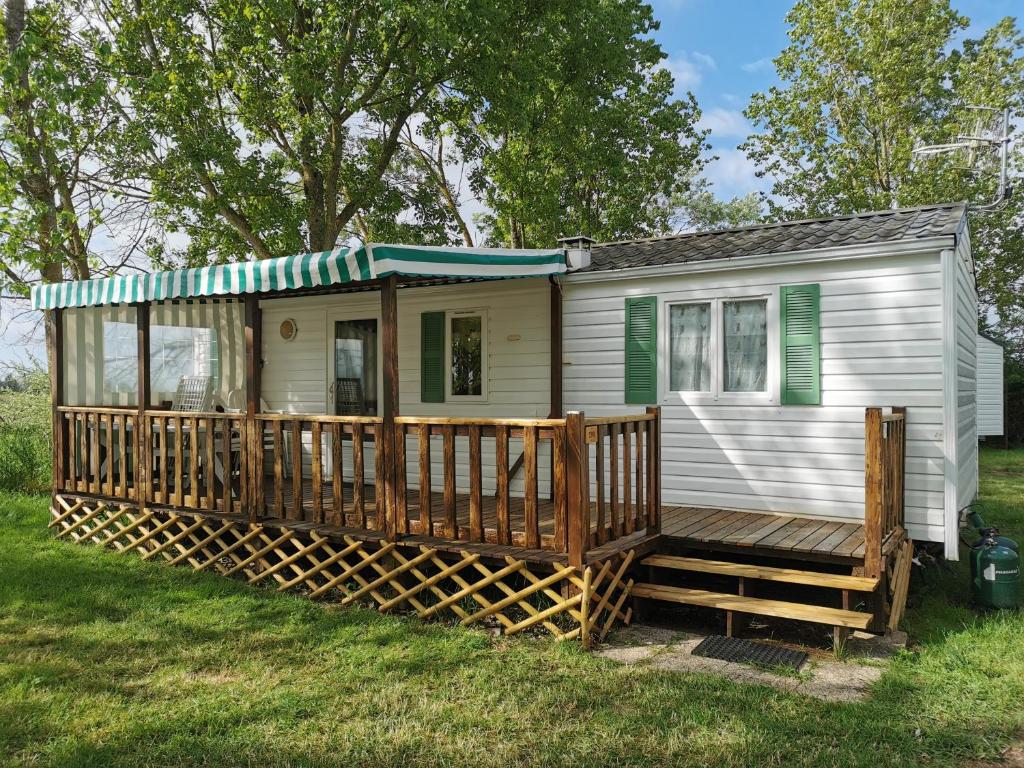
[648,0,1020,201]
[0,0,1018,368]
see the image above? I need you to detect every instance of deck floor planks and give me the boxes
[178,476,868,563]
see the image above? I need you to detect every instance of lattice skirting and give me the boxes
[49,494,633,646]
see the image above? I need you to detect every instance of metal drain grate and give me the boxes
[691,635,807,671]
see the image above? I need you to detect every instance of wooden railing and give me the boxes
[864,406,906,578]
[566,408,661,565]
[141,411,248,514]
[56,407,141,502]
[393,416,568,549]
[250,414,384,528]
[52,406,661,564]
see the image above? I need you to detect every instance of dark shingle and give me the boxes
[583,204,966,274]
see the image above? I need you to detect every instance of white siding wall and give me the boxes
[976,335,1004,437]
[562,251,949,544]
[259,279,552,494]
[953,242,979,512]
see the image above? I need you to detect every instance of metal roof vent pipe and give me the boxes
[558,234,595,271]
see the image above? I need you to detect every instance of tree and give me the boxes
[101,0,706,260]
[670,170,763,232]
[743,0,1024,350]
[0,0,149,296]
[463,0,707,247]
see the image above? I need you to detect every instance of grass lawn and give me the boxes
[1,448,1022,767]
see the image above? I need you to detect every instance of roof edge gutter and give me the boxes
[563,235,956,283]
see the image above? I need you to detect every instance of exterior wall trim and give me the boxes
[940,247,960,560]
[566,237,954,284]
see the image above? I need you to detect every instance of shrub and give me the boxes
[0,370,52,493]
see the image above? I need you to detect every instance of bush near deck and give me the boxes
[0,448,1022,768]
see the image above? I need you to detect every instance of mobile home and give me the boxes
[36,203,976,643]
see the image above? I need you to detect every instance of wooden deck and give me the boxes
[660,505,866,561]
[265,478,866,564]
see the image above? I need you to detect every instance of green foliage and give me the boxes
[0,0,144,290]
[1004,355,1024,446]
[100,0,706,260]
[743,0,1024,352]
[0,370,51,492]
[671,171,764,231]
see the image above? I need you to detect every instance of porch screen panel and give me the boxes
[150,299,245,408]
[62,305,138,407]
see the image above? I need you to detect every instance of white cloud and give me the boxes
[663,50,716,94]
[741,57,773,73]
[691,51,716,70]
[703,147,773,200]
[697,107,752,139]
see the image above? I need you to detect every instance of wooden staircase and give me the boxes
[633,554,878,634]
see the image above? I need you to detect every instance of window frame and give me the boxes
[445,308,488,401]
[661,289,778,406]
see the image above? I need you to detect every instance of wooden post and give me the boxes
[380,275,399,539]
[566,410,589,569]
[864,407,883,580]
[892,405,907,532]
[646,406,661,534]
[244,295,261,522]
[548,279,562,502]
[136,303,151,505]
[549,278,562,418]
[46,309,65,491]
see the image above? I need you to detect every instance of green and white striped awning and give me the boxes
[31,243,567,310]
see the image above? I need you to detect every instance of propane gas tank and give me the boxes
[971,537,1020,610]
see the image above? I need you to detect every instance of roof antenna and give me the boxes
[912,105,1013,212]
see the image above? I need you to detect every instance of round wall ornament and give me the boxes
[279,318,298,341]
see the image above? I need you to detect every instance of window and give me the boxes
[334,318,378,416]
[102,320,138,394]
[448,311,485,398]
[666,295,772,400]
[722,299,767,392]
[150,325,219,394]
[669,303,711,392]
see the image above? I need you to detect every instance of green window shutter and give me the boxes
[624,296,657,405]
[780,284,821,405]
[421,311,445,403]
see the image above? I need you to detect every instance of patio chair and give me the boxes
[171,375,214,412]
[161,376,213,494]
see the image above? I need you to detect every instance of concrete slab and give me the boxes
[597,624,889,703]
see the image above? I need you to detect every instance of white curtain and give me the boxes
[669,303,711,392]
[723,299,767,392]
[63,305,138,406]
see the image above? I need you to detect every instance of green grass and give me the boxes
[1,449,1022,767]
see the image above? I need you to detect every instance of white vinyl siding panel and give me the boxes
[954,245,979,511]
[563,251,948,544]
[976,335,1004,437]
[259,279,552,495]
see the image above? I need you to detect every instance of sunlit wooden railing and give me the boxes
[393,416,568,550]
[56,407,140,501]
[250,414,384,528]
[864,406,907,578]
[53,406,662,563]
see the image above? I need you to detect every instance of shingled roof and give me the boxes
[583,203,966,274]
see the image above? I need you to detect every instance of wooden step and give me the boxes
[641,554,878,592]
[632,583,873,629]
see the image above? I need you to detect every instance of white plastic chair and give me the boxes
[171,376,214,412]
